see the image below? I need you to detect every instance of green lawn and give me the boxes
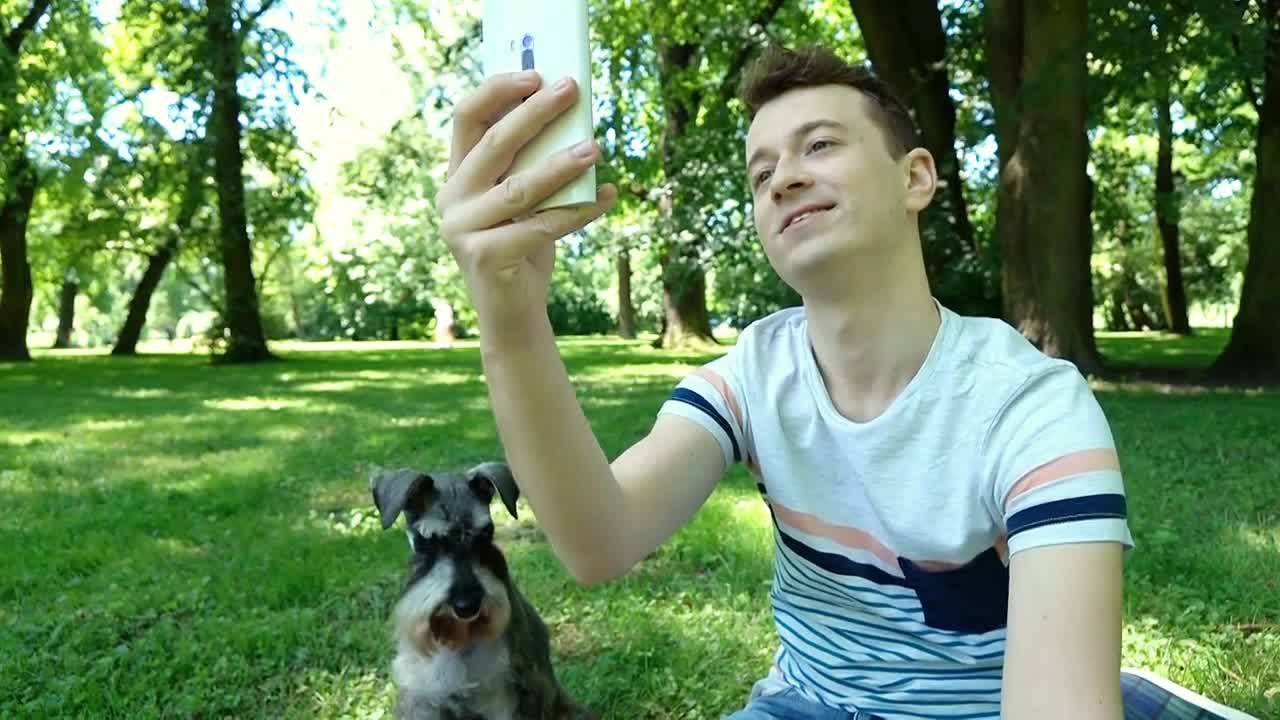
[1,330,1277,718]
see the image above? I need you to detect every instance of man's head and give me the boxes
[741,46,936,293]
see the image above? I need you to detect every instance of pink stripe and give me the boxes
[695,368,743,432]
[695,367,751,466]
[769,501,899,567]
[1003,448,1121,512]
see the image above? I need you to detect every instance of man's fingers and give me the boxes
[450,76,581,191]
[449,71,542,175]
[469,184,619,270]
[450,140,601,231]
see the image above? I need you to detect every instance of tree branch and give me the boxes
[256,238,289,294]
[715,0,788,104]
[238,0,283,40]
[173,261,224,313]
[4,0,53,56]
[1233,0,1264,113]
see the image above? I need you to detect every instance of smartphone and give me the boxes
[482,0,596,212]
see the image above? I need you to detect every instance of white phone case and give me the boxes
[482,0,595,211]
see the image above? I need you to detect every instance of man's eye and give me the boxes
[808,139,833,153]
[753,169,773,188]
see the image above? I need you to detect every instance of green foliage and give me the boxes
[17,0,317,348]
[1,335,1276,717]
[548,240,615,335]
[1086,0,1257,330]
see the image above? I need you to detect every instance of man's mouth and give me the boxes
[780,204,835,233]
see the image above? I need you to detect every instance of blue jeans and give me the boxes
[724,682,881,720]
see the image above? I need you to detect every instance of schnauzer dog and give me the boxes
[371,462,596,720]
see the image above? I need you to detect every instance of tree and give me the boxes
[1090,1,1200,336]
[0,0,53,361]
[0,155,36,360]
[1154,61,1192,335]
[113,140,212,355]
[984,0,1102,374]
[847,0,985,312]
[205,0,275,363]
[1211,0,1280,381]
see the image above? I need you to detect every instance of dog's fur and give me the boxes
[371,462,596,720]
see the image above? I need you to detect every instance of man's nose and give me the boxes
[770,160,812,201]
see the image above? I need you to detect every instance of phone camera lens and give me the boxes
[521,33,534,50]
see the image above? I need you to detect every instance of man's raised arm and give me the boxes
[434,72,725,583]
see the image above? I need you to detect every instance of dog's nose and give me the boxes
[450,590,484,620]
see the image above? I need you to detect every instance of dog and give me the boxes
[371,461,597,720]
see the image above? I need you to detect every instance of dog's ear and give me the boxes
[370,467,434,529]
[468,462,519,519]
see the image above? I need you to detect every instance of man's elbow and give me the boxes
[562,552,633,586]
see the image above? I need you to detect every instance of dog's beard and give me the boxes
[394,559,512,657]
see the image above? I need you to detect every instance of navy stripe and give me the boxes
[777,602,985,663]
[668,388,741,462]
[776,526,911,587]
[775,552,923,616]
[775,605,916,663]
[1007,493,1127,539]
[780,583,1007,652]
[780,652,1000,720]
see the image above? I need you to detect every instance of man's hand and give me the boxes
[435,71,618,333]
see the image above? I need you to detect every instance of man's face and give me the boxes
[744,85,921,288]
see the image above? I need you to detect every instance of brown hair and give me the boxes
[740,45,921,158]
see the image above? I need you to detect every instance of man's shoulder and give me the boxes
[721,307,806,363]
[943,308,1085,389]
[737,306,805,341]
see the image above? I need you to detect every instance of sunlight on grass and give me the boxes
[75,419,139,431]
[205,397,311,411]
[1231,524,1280,552]
[109,387,176,399]
[2,430,65,445]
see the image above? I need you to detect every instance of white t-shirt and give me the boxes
[659,301,1134,720]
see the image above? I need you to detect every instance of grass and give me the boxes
[1,329,1277,719]
[1095,327,1234,372]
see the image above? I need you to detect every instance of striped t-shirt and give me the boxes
[659,301,1134,719]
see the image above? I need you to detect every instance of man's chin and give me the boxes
[767,236,885,295]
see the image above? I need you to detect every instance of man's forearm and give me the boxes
[477,311,630,582]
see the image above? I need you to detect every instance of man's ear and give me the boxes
[370,467,433,529]
[903,147,937,214]
[468,462,520,519]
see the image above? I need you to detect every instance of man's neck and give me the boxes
[802,250,940,424]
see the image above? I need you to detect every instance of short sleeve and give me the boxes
[984,362,1135,558]
[657,346,752,471]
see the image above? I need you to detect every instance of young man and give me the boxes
[435,45,1133,719]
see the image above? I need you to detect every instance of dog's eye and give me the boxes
[477,524,494,545]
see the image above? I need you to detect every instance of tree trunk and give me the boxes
[0,0,52,363]
[0,153,37,362]
[654,42,716,349]
[114,142,208,356]
[1211,0,1280,382]
[113,235,179,355]
[206,0,272,363]
[53,278,77,348]
[848,0,977,265]
[616,249,636,339]
[1154,70,1192,336]
[984,0,1102,374]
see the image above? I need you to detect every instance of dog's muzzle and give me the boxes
[395,556,512,655]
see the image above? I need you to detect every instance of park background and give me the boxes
[1,0,1277,718]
